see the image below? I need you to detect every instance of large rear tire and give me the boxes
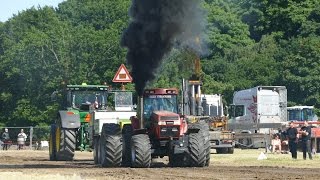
[49,124,57,161]
[188,132,206,167]
[56,128,76,161]
[131,134,151,168]
[188,122,211,166]
[100,124,122,167]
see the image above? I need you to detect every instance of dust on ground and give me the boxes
[0,149,319,180]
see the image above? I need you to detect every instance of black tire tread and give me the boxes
[131,134,151,168]
[56,128,76,161]
[188,122,211,166]
[101,135,122,167]
[100,123,122,167]
[188,133,206,167]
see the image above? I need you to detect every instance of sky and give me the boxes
[0,0,65,22]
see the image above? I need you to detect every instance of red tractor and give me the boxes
[124,88,210,167]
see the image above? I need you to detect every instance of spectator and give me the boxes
[271,134,282,153]
[300,121,312,160]
[2,128,10,150]
[17,129,27,150]
[286,121,298,159]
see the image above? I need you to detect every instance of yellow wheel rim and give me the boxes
[56,126,61,151]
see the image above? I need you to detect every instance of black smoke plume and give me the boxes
[121,0,206,95]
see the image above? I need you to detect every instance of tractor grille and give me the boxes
[160,126,179,137]
[160,116,179,121]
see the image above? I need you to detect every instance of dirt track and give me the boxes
[0,150,319,180]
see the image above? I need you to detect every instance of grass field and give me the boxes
[212,148,319,168]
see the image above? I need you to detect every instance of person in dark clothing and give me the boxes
[300,121,312,160]
[2,128,10,150]
[287,122,298,159]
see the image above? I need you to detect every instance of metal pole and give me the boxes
[181,79,185,116]
[30,126,33,150]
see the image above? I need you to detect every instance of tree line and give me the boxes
[0,0,320,126]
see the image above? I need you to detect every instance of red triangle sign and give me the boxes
[112,64,133,83]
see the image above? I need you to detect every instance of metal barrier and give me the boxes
[0,126,50,150]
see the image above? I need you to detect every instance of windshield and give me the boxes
[143,94,178,119]
[287,108,315,121]
[70,90,107,109]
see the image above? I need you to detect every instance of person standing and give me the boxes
[2,128,10,150]
[287,122,298,159]
[17,129,27,150]
[300,121,312,160]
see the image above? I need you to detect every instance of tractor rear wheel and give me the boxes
[100,124,122,167]
[188,132,206,167]
[56,127,76,161]
[49,124,57,161]
[130,134,151,168]
[188,122,211,166]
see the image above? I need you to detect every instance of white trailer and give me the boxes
[228,86,287,148]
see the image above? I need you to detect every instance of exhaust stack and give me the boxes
[139,96,144,129]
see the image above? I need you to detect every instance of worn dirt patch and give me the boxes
[0,150,319,179]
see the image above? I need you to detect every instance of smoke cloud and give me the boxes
[121,0,206,95]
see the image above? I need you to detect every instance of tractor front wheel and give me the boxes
[56,127,76,161]
[99,124,122,167]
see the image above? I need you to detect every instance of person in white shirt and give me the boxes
[17,129,27,150]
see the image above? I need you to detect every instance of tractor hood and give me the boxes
[152,111,180,121]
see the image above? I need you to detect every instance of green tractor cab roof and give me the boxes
[67,84,109,91]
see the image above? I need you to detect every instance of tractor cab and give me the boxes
[143,91,178,120]
[66,84,109,111]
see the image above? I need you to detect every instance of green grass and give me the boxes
[211,149,319,168]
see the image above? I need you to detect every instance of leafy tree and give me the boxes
[240,0,320,40]
[279,35,320,108]
[204,0,253,56]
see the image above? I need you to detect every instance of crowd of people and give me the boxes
[1,128,27,150]
[271,120,313,160]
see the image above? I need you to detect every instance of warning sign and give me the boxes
[112,64,133,83]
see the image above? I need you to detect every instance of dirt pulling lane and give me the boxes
[0,150,319,180]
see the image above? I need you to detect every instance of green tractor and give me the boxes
[49,83,135,161]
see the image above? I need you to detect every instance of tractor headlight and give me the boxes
[161,128,167,132]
